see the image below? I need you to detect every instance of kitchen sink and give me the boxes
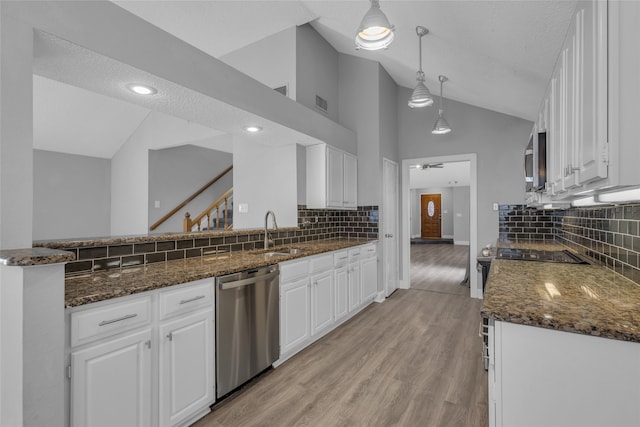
[262,248,308,258]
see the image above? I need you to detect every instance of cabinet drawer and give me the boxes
[71,296,151,347]
[333,251,348,267]
[362,244,377,258]
[310,254,333,274]
[280,259,309,282]
[348,247,362,261]
[159,280,213,320]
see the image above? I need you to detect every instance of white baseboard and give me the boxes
[442,234,454,239]
[454,240,470,245]
[411,234,420,239]
[374,291,385,303]
[399,279,409,289]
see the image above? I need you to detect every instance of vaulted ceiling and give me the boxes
[33,1,577,158]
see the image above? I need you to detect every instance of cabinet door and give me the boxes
[326,146,344,208]
[71,328,152,427]
[280,277,311,355]
[577,0,608,184]
[311,270,334,335]
[343,153,357,209]
[334,266,349,322]
[348,262,361,313]
[159,310,214,427]
[361,256,378,303]
[563,19,581,190]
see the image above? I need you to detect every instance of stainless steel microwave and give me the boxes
[524,131,547,192]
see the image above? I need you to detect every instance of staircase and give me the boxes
[149,165,233,232]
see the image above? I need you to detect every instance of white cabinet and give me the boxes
[310,270,334,336]
[68,280,215,427]
[540,0,611,198]
[70,328,153,427]
[279,257,311,359]
[278,244,378,364]
[360,244,378,303]
[333,250,349,323]
[157,280,214,427]
[306,143,357,210]
[489,321,640,427]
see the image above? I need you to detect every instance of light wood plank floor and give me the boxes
[195,244,487,427]
[411,244,471,296]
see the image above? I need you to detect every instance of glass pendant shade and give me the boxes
[408,72,434,108]
[408,26,433,108]
[432,75,452,134]
[355,0,395,50]
[432,110,452,134]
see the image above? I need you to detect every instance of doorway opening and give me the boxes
[401,154,479,298]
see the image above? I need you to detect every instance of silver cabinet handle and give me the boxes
[166,332,173,341]
[145,340,151,349]
[179,295,205,305]
[219,270,279,290]
[98,313,137,326]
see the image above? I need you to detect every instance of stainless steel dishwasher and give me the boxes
[215,265,279,399]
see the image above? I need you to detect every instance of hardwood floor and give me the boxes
[195,244,487,427]
[411,243,470,296]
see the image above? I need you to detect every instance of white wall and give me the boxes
[398,87,532,257]
[296,144,306,205]
[232,137,298,229]
[410,187,454,238]
[148,145,233,233]
[338,54,379,203]
[220,27,297,101]
[453,186,471,243]
[296,24,339,123]
[33,150,111,240]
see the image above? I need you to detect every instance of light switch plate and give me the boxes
[154,200,160,209]
[238,203,249,213]
[492,203,499,211]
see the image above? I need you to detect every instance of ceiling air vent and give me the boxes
[274,85,288,96]
[315,95,328,113]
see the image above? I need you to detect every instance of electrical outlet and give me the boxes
[238,203,249,213]
[154,200,160,209]
[492,203,499,211]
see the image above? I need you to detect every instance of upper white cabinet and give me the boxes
[307,144,357,210]
[542,0,640,199]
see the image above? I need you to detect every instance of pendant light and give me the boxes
[432,75,452,134]
[408,26,433,108]
[355,0,395,51]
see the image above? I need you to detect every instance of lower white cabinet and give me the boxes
[70,328,153,427]
[159,309,214,427]
[278,243,378,364]
[68,279,215,427]
[489,320,640,427]
[280,276,311,356]
[310,270,334,336]
[334,265,349,322]
[361,256,378,303]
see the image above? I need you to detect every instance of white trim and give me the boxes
[402,154,479,299]
[454,240,470,246]
[442,235,454,239]
[374,291,386,303]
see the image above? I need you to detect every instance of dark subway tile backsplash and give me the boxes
[54,205,378,278]
[500,203,640,285]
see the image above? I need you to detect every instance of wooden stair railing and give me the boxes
[149,165,232,231]
[184,188,233,232]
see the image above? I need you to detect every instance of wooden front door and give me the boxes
[421,194,441,239]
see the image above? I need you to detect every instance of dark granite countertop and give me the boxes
[0,247,75,266]
[481,245,640,343]
[65,238,375,308]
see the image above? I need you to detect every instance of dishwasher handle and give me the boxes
[219,269,279,290]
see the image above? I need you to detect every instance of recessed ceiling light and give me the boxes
[126,83,157,95]
[244,125,263,133]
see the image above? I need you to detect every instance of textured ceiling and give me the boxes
[115,0,577,120]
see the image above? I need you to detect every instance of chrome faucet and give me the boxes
[264,210,278,250]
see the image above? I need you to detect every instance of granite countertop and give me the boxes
[65,238,375,308]
[0,247,75,266]
[481,257,640,343]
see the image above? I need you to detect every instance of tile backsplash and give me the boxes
[499,203,640,285]
[46,205,378,277]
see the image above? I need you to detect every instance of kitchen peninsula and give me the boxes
[482,246,640,427]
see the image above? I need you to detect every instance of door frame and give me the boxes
[381,158,399,298]
[400,153,479,299]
